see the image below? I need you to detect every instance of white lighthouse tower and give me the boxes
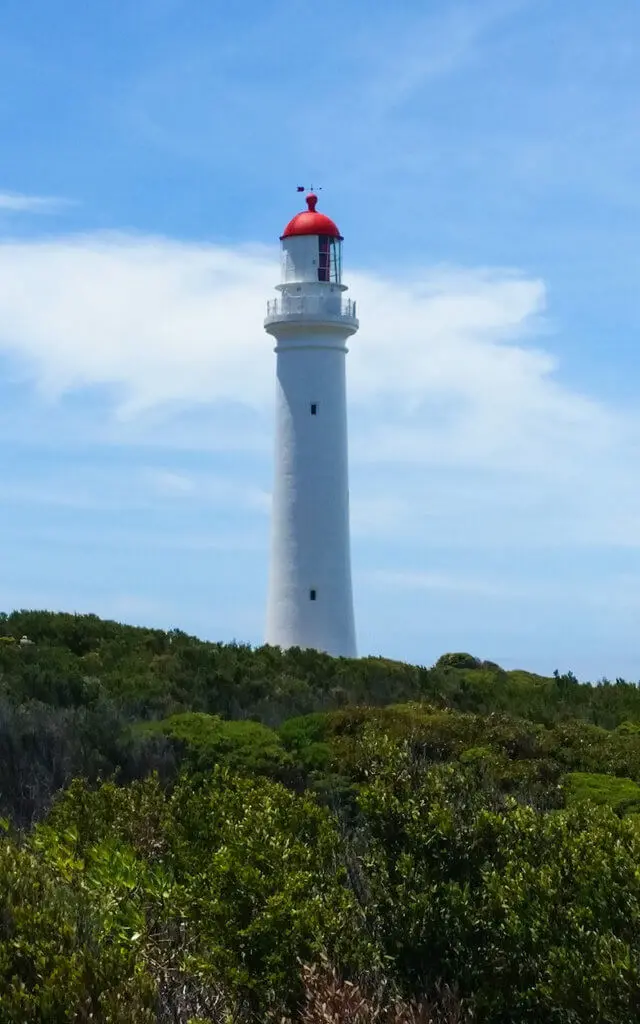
[264,192,359,658]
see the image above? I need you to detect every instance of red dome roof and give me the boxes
[281,194,343,240]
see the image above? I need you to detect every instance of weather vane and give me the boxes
[296,185,323,193]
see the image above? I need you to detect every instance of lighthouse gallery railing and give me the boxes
[265,296,357,321]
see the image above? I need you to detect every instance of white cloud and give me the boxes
[365,569,515,599]
[144,469,197,496]
[0,233,545,419]
[364,568,640,616]
[0,192,68,214]
[0,461,270,516]
[0,234,273,412]
[0,229,636,551]
[143,467,270,512]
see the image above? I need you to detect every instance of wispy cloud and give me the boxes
[0,233,542,416]
[0,192,69,214]
[145,469,196,496]
[0,462,270,516]
[365,569,514,599]
[364,568,640,616]
[0,228,638,561]
[144,467,270,512]
[354,0,530,117]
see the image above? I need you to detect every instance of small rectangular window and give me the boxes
[310,403,317,415]
[309,589,317,601]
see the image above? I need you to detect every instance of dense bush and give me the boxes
[2,610,640,1021]
[139,712,296,782]
[349,735,640,1022]
[4,759,640,1021]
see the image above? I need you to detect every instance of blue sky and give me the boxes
[1,0,640,678]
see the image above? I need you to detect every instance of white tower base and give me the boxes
[265,323,356,658]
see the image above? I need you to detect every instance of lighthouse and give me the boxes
[264,193,359,658]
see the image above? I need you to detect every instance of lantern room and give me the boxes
[279,194,344,287]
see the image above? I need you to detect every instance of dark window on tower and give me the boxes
[310,403,317,415]
[309,589,317,601]
[318,236,330,282]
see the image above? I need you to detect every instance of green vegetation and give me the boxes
[565,770,640,815]
[2,610,640,1021]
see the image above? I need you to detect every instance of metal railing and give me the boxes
[265,296,357,321]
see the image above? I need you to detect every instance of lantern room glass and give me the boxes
[318,236,342,284]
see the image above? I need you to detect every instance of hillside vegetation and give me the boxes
[1,610,640,1022]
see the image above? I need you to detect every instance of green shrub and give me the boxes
[0,825,159,1022]
[565,771,640,816]
[3,610,640,1020]
[435,653,482,671]
[354,748,640,1022]
[140,712,294,780]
